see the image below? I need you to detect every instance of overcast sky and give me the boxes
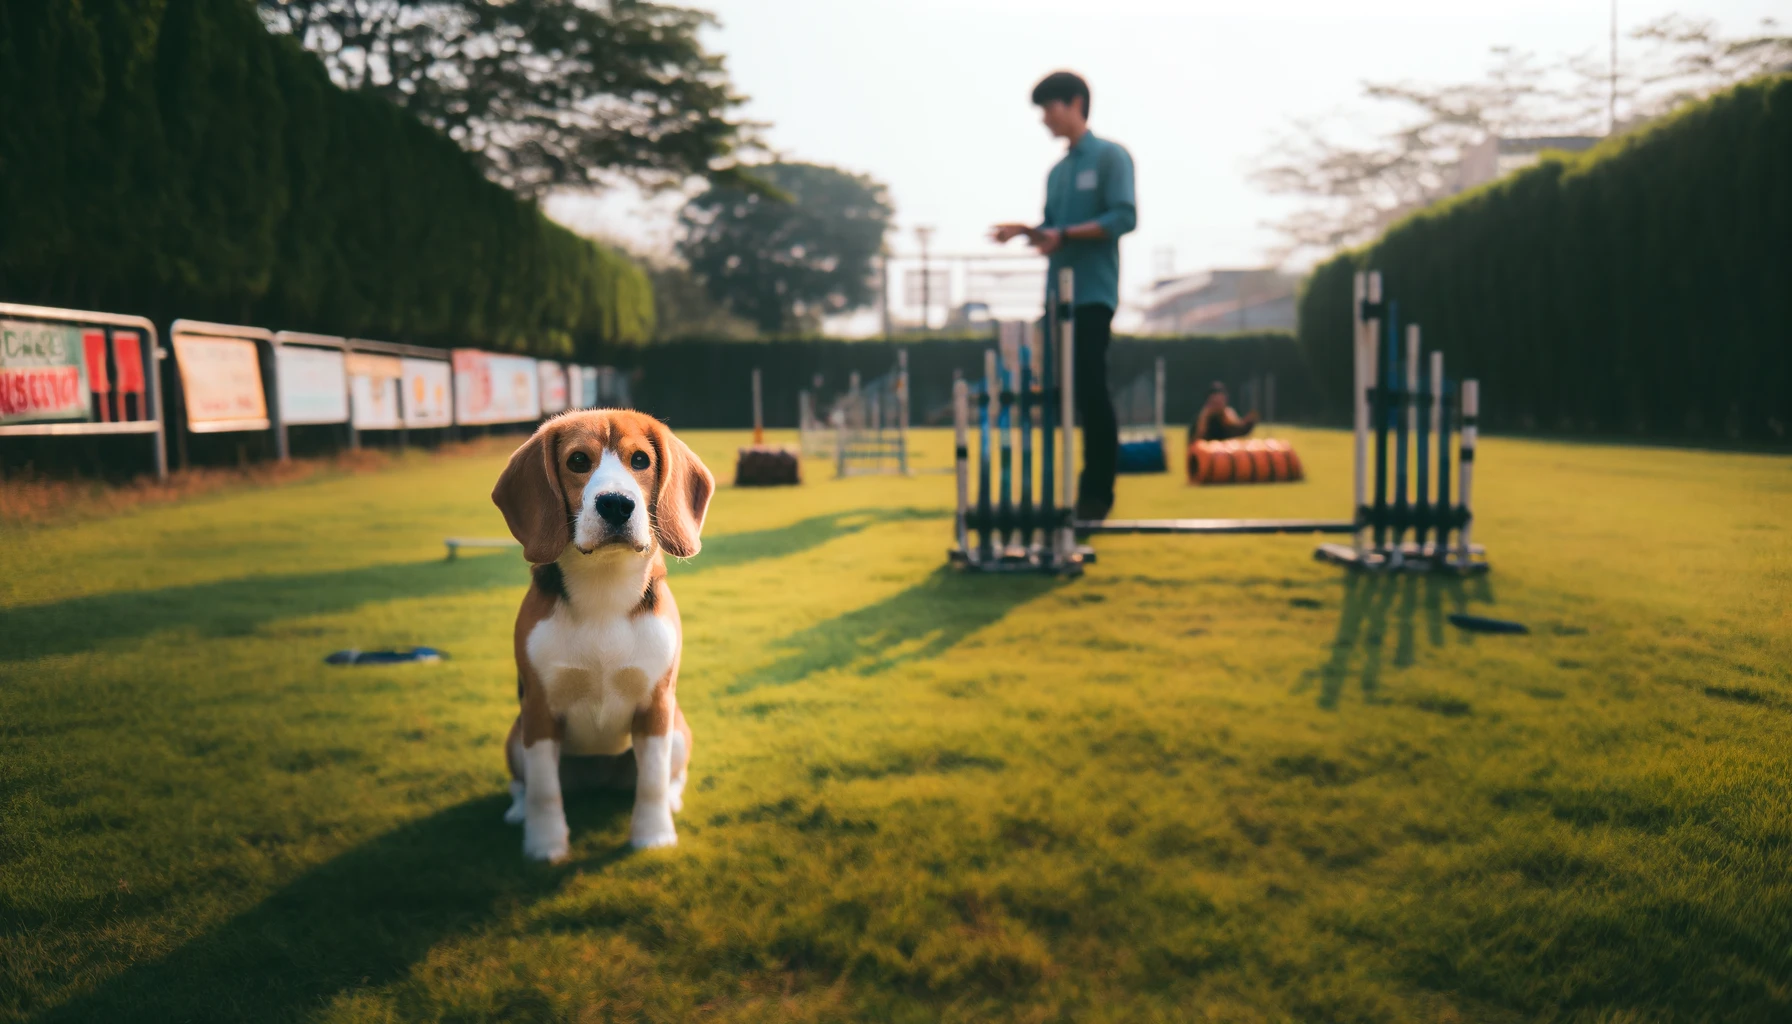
[549,0,1783,326]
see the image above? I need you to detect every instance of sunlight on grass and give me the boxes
[2,428,1788,1022]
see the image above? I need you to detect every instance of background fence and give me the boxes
[588,332,1310,433]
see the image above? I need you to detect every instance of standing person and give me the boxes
[991,70,1137,522]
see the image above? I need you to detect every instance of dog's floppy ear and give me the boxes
[492,422,570,564]
[650,422,714,559]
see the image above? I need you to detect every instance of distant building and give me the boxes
[1137,268,1298,335]
[1454,135,1603,192]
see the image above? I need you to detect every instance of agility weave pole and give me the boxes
[950,269,1082,574]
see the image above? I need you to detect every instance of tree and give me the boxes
[1253,16,1792,264]
[258,0,755,197]
[677,162,892,334]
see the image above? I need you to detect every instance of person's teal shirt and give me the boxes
[1039,129,1137,310]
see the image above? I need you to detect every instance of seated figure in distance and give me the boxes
[1189,382,1259,444]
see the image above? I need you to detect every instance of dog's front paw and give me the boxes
[630,805,677,849]
[523,814,570,862]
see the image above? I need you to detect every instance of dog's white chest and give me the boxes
[526,603,677,756]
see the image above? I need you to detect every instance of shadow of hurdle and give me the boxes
[1305,572,1498,710]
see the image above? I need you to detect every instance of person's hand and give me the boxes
[989,223,1031,244]
[1031,227,1063,255]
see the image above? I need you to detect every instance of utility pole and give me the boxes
[1609,0,1619,135]
[915,225,935,331]
[879,248,892,338]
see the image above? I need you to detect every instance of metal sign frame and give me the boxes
[0,302,169,479]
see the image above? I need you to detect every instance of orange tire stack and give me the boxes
[1187,439,1305,485]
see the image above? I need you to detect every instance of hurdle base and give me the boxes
[1314,542,1489,575]
[948,545,1085,577]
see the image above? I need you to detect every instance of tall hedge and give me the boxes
[1297,74,1791,442]
[0,0,652,353]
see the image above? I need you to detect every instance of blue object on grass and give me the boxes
[1447,614,1528,635]
[325,647,447,665]
[1116,437,1167,474]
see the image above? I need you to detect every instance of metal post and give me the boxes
[1039,314,1057,559]
[834,412,847,478]
[897,348,909,474]
[953,378,970,555]
[1057,268,1077,560]
[1372,298,1395,553]
[1392,322,1418,564]
[1458,380,1479,567]
[751,367,764,446]
[979,349,996,561]
[148,338,169,480]
[1153,356,1166,437]
[1018,324,1035,551]
[1420,350,1441,553]
[997,338,1015,551]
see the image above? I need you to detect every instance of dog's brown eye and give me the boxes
[567,451,591,473]
[630,451,651,471]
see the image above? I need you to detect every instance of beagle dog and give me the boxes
[491,410,714,861]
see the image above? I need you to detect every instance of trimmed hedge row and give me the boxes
[0,0,651,353]
[588,333,1309,431]
[1296,74,1792,442]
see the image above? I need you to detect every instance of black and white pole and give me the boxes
[1456,380,1478,568]
[1352,271,1382,556]
[751,367,765,446]
[1056,267,1077,562]
[953,377,970,555]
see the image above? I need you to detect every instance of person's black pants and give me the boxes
[1073,303,1117,515]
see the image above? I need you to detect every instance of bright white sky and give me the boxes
[549,0,1783,330]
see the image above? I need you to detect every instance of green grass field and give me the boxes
[2,427,1789,1022]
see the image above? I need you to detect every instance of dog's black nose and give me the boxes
[594,492,635,527]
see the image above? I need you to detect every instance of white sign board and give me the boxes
[173,334,269,433]
[401,357,453,428]
[581,366,599,408]
[345,353,402,430]
[539,361,568,414]
[276,345,349,426]
[453,349,540,425]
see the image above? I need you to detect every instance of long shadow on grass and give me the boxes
[37,792,632,1024]
[1310,572,1497,709]
[726,568,1062,695]
[1,508,938,663]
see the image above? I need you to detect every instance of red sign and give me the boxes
[0,366,83,419]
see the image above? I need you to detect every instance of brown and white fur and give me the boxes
[490,410,713,861]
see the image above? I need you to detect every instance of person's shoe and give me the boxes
[1073,495,1112,528]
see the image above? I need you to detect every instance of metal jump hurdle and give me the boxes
[949,270,1082,574]
[830,351,910,476]
[949,268,1489,575]
[1313,270,1487,573]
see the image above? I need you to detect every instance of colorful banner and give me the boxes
[401,357,453,428]
[564,365,584,410]
[539,361,568,414]
[452,349,540,425]
[172,334,269,433]
[0,319,89,424]
[275,344,349,426]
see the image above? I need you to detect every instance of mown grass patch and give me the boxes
[2,427,1788,1022]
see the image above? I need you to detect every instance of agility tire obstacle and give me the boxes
[1312,270,1487,574]
[949,270,1083,575]
[1188,438,1305,485]
[734,367,801,487]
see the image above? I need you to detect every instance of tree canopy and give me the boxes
[258,0,755,197]
[1252,15,1792,263]
[677,162,893,334]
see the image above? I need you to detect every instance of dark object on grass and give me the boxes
[735,445,801,487]
[326,647,447,665]
[1448,614,1528,634]
[1116,437,1167,474]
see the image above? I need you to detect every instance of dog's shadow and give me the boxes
[39,792,633,1023]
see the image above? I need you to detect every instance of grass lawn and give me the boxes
[2,426,1788,1022]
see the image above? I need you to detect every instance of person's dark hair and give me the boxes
[1209,381,1228,396]
[1031,71,1090,118]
